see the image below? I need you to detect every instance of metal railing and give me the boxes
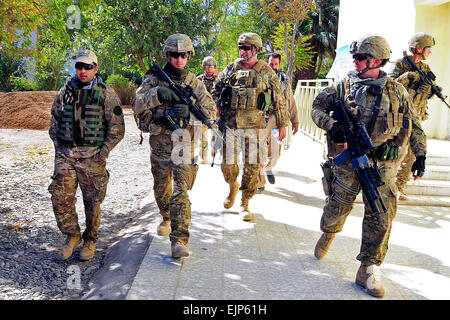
[284,79,333,150]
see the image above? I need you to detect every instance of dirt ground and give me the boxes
[0,91,57,131]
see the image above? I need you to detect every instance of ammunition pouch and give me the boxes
[321,159,334,197]
[257,92,271,112]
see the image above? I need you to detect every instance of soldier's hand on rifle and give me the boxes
[412,155,426,180]
[173,104,190,118]
[157,86,179,104]
[406,71,420,81]
[419,83,432,96]
[330,123,346,143]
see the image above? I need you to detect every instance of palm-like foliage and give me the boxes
[297,0,339,79]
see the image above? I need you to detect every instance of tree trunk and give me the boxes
[137,56,147,74]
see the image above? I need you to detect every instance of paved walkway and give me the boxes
[86,134,450,300]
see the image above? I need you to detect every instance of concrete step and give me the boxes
[355,193,450,207]
[426,155,450,166]
[404,179,450,196]
[422,165,450,180]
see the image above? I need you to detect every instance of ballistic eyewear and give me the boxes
[352,54,372,61]
[238,45,252,51]
[168,52,190,59]
[75,62,96,70]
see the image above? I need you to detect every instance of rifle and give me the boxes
[402,51,449,109]
[149,63,225,164]
[330,100,387,214]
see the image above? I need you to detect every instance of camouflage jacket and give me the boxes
[390,57,434,121]
[132,69,217,135]
[311,74,426,158]
[197,73,217,94]
[212,58,289,129]
[49,77,125,159]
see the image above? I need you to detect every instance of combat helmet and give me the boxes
[238,33,263,51]
[350,34,391,60]
[409,32,435,52]
[350,34,391,74]
[163,33,195,56]
[202,56,217,67]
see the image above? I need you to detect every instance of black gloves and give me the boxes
[157,86,179,104]
[412,155,426,178]
[172,104,190,118]
[329,123,346,143]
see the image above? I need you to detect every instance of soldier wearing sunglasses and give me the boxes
[132,33,217,259]
[48,50,125,261]
[212,33,289,222]
[311,35,426,298]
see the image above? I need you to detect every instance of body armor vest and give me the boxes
[57,81,107,147]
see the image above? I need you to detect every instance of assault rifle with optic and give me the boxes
[330,100,387,214]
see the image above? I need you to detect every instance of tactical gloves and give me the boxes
[374,140,399,161]
[329,123,346,143]
[157,86,179,104]
[412,155,426,178]
[173,104,190,118]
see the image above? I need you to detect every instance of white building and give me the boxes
[333,0,450,139]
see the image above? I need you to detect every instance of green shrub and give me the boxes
[0,53,24,92]
[105,74,136,105]
[12,77,37,91]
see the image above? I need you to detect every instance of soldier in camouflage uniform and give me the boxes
[391,33,436,200]
[48,50,125,261]
[132,34,217,258]
[197,56,219,164]
[257,53,299,192]
[212,33,289,221]
[311,35,427,298]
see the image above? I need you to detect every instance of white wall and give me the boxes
[337,0,416,63]
[336,0,450,139]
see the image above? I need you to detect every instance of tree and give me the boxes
[0,0,44,56]
[296,0,339,79]
[261,0,314,81]
[88,0,213,75]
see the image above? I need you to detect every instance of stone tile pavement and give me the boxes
[121,134,450,301]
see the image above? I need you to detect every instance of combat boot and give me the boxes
[60,233,81,260]
[239,198,253,221]
[314,232,335,260]
[355,263,385,298]
[157,219,171,236]
[79,240,96,261]
[171,240,189,259]
[224,181,240,209]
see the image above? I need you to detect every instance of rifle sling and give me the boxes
[368,93,383,136]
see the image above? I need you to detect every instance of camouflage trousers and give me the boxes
[396,145,415,193]
[221,128,267,202]
[150,127,198,245]
[48,153,109,242]
[321,160,398,266]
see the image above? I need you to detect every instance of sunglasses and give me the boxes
[168,52,190,59]
[75,62,96,70]
[238,45,252,51]
[352,54,371,61]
